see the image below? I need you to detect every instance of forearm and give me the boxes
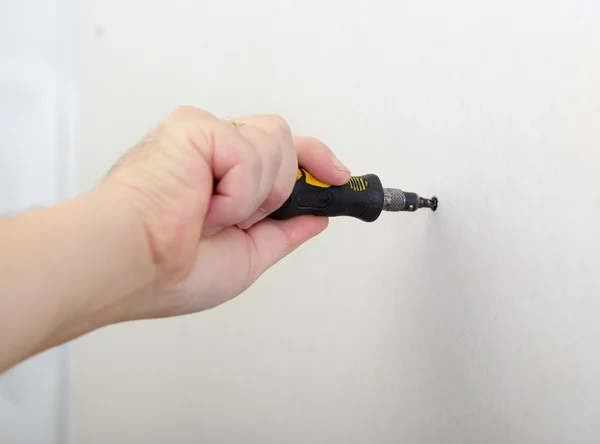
[0,190,155,371]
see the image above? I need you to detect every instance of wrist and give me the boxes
[50,188,157,342]
[85,186,157,323]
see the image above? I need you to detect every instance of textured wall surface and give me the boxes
[75,1,600,442]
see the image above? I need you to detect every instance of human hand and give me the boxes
[101,106,351,321]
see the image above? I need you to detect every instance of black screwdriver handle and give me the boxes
[269,168,385,222]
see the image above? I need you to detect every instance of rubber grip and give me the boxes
[269,168,385,222]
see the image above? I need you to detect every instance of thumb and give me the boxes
[245,216,329,278]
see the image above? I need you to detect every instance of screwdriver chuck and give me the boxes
[383,188,438,212]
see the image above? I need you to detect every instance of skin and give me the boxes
[0,106,351,372]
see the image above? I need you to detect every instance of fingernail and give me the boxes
[237,208,267,230]
[330,153,350,174]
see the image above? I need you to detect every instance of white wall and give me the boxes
[74,1,600,442]
[0,1,76,443]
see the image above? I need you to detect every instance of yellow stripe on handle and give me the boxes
[296,168,369,191]
[300,168,331,188]
[348,176,369,191]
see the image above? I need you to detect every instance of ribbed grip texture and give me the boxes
[382,188,406,212]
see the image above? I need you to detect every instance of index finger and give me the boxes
[293,136,351,186]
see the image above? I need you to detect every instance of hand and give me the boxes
[101,106,351,321]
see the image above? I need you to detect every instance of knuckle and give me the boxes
[265,114,292,138]
[170,105,203,120]
[305,136,331,154]
[270,166,297,209]
[158,108,216,157]
[279,174,297,202]
[283,160,298,194]
[166,106,214,128]
[268,138,284,166]
[246,146,264,182]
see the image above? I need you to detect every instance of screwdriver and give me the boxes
[269,168,438,222]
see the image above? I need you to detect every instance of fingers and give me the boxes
[230,116,298,229]
[201,123,273,235]
[245,216,329,279]
[201,114,351,235]
[294,136,351,186]
[202,115,295,234]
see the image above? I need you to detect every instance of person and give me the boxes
[0,106,351,372]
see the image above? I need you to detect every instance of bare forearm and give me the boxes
[0,190,154,371]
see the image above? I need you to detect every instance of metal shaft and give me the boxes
[383,188,438,212]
